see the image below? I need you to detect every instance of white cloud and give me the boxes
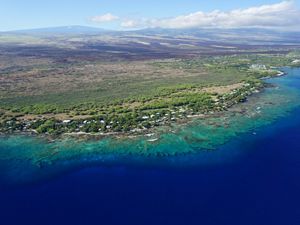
[121,20,140,28]
[90,13,119,23]
[117,1,300,30]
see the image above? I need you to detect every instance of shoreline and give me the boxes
[0,69,288,142]
[0,93,264,143]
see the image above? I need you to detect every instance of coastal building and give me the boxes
[250,64,267,70]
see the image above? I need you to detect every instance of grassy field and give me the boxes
[2,53,296,107]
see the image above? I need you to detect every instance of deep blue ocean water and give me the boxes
[0,69,300,225]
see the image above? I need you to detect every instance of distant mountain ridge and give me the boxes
[3,25,300,36]
[1,25,300,45]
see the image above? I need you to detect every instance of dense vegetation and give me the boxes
[1,53,299,135]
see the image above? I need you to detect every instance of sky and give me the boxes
[0,0,299,31]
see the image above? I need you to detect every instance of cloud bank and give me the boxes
[91,1,300,30]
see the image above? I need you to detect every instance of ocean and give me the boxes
[0,68,299,225]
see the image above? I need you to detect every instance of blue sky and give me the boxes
[0,0,299,31]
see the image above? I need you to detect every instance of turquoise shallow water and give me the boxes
[0,68,300,225]
[0,68,300,185]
